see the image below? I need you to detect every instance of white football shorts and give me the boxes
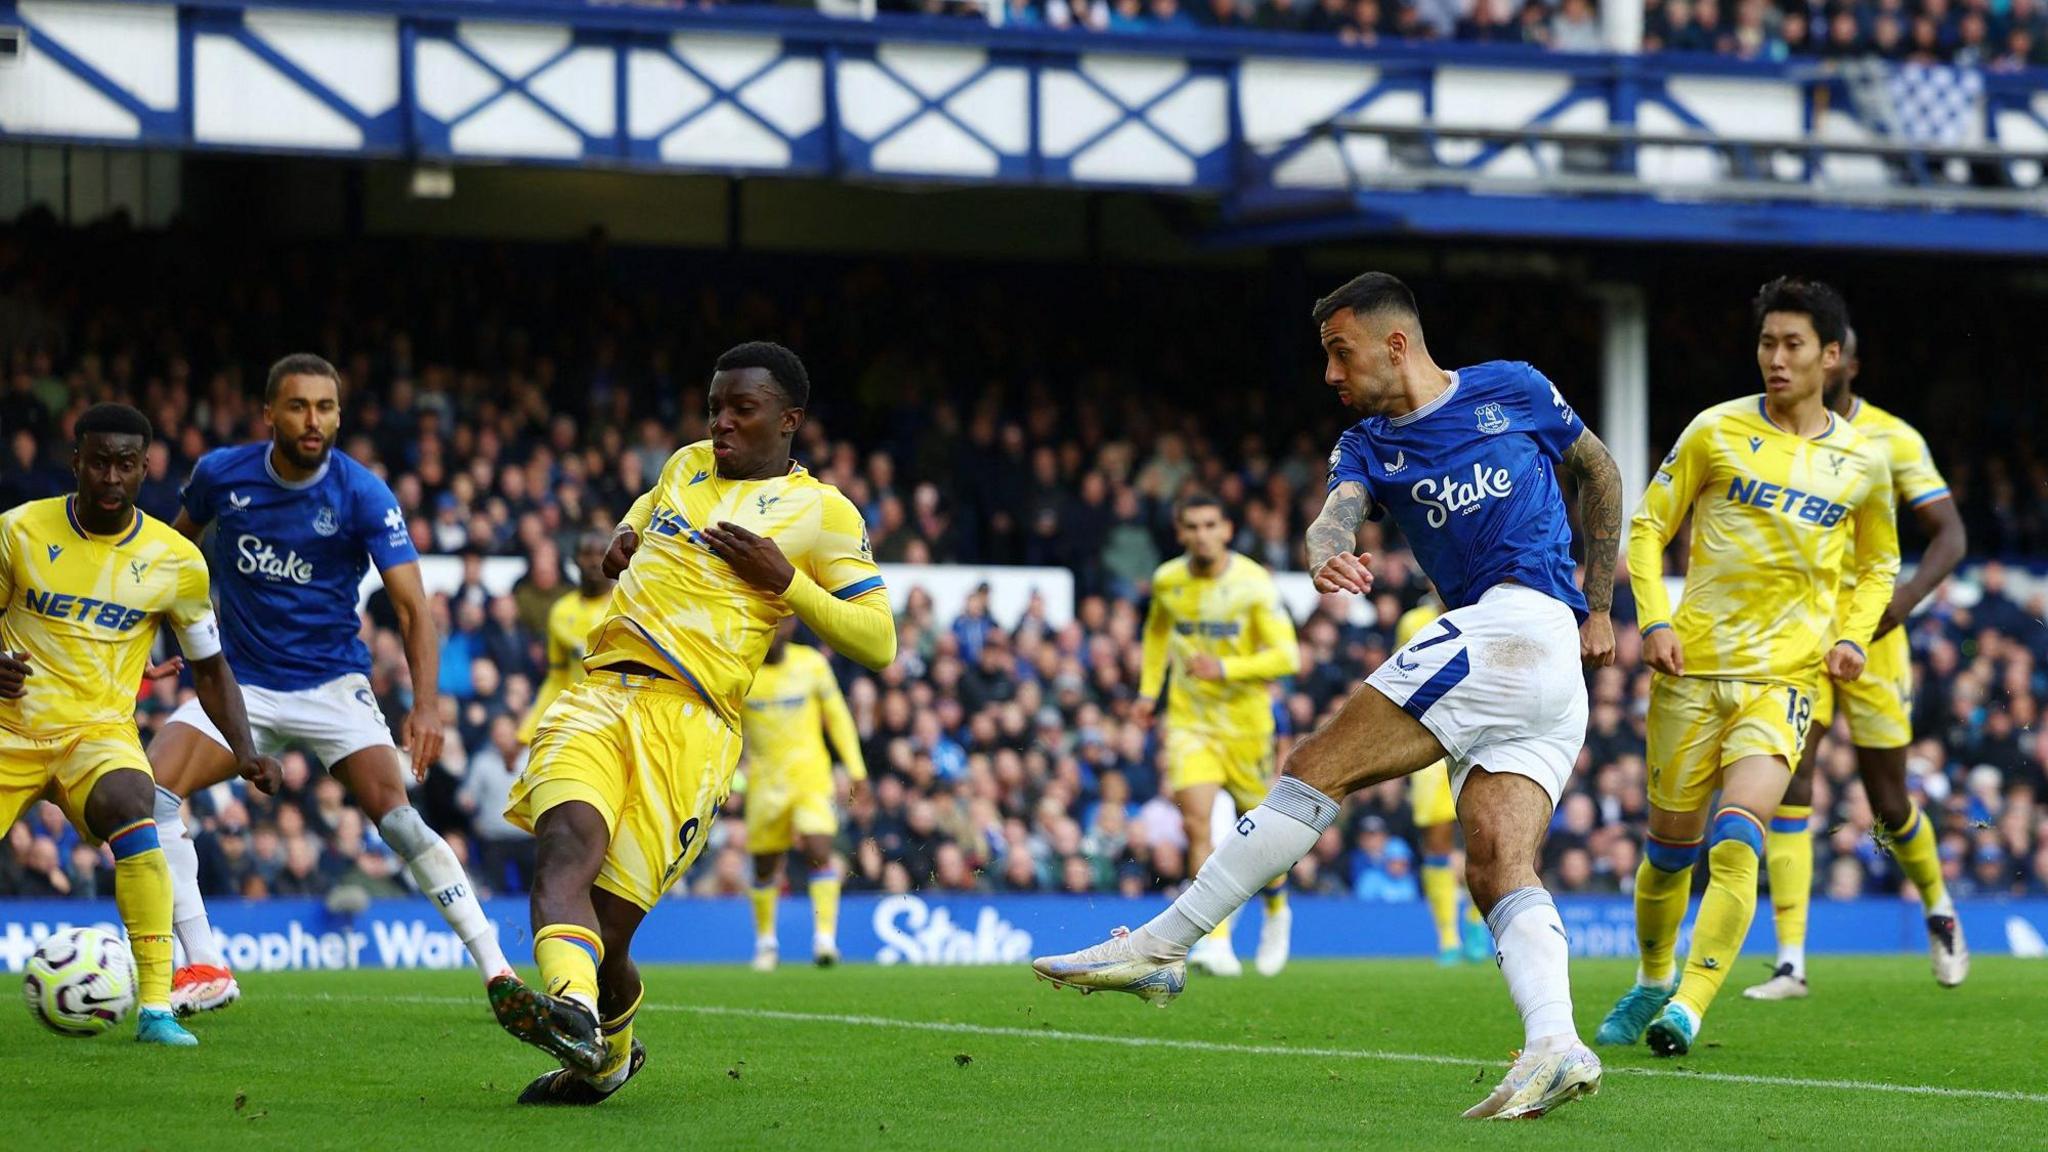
[1364,583,1587,809]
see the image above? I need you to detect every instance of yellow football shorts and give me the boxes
[0,723,151,839]
[505,670,741,911]
[1810,627,1912,749]
[745,766,838,855]
[1165,728,1274,813]
[1647,672,1815,813]
[1409,760,1457,827]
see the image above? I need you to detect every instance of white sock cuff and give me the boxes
[1485,885,1556,940]
[1261,777,1340,834]
[377,805,439,858]
[153,785,185,830]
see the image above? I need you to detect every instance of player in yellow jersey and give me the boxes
[1395,597,1491,965]
[0,404,280,1047]
[518,530,615,745]
[1745,326,1970,1001]
[1600,278,1899,1057]
[743,616,868,971]
[1137,492,1300,978]
[489,343,895,1106]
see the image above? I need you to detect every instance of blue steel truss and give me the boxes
[2,0,2045,251]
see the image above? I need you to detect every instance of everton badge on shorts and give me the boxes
[313,506,339,537]
[1475,403,1511,435]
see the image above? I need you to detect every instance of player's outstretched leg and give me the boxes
[85,769,196,1047]
[1457,770,1599,1121]
[335,750,512,984]
[1036,682,1441,1002]
[1751,719,1822,1002]
[153,784,241,1016]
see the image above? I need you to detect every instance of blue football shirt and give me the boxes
[181,443,418,691]
[1327,361,1589,620]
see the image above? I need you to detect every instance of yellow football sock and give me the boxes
[1421,855,1461,951]
[1884,804,1951,915]
[1262,876,1288,915]
[1635,834,1699,986]
[750,884,779,943]
[810,869,843,940]
[1674,807,1765,1020]
[1765,805,1814,968]
[533,924,603,1014]
[1206,911,1236,943]
[595,986,643,1082]
[109,820,173,1011]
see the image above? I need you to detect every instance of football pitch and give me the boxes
[3,958,2042,1151]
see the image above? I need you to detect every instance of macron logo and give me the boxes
[690,471,710,486]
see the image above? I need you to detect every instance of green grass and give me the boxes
[3,958,2043,1150]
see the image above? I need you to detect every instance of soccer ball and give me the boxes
[22,926,136,1037]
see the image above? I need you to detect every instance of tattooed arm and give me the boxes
[1307,481,1374,596]
[1560,425,1622,666]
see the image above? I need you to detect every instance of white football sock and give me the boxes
[378,806,511,979]
[155,786,224,968]
[1487,886,1578,1050]
[1776,942,1806,979]
[1130,777,1337,963]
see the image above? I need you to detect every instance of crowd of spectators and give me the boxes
[871,0,2048,69]
[1,224,2046,917]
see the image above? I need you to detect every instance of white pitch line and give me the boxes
[306,992,2048,1106]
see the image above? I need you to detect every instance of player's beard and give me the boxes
[278,435,331,472]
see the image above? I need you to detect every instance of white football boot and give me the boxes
[751,939,778,973]
[1742,962,1809,1001]
[1928,914,1969,988]
[1463,1040,1603,1120]
[1031,927,1187,1005]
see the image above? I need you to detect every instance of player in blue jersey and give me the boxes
[148,355,510,1014]
[1035,273,1625,1121]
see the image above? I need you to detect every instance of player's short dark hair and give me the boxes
[266,353,342,403]
[75,402,152,446]
[1311,272,1421,328]
[1752,277,1849,349]
[714,341,810,410]
[1174,491,1228,524]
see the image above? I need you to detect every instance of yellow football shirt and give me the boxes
[1140,553,1299,740]
[517,587,614,744]
[0,497,216,736]
[1629,396,1900,685]
[741,643,867,795]
[595,442,885,729]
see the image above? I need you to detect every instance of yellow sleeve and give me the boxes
[805,490,885,601]
[814,657,867,781]
[1222,584,1299,682]
[1888,423,1951,510]
[1838,456,1901,649]
[1630,413,1713,635]
[782,575,894,672]
[168,548,214,630]
[1138,579,1172,702]
[621,488,657,535]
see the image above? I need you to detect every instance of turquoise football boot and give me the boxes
[136,1007,199,1047]
[1645,1001,1700,1058]
[1595,982,1674,1046]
